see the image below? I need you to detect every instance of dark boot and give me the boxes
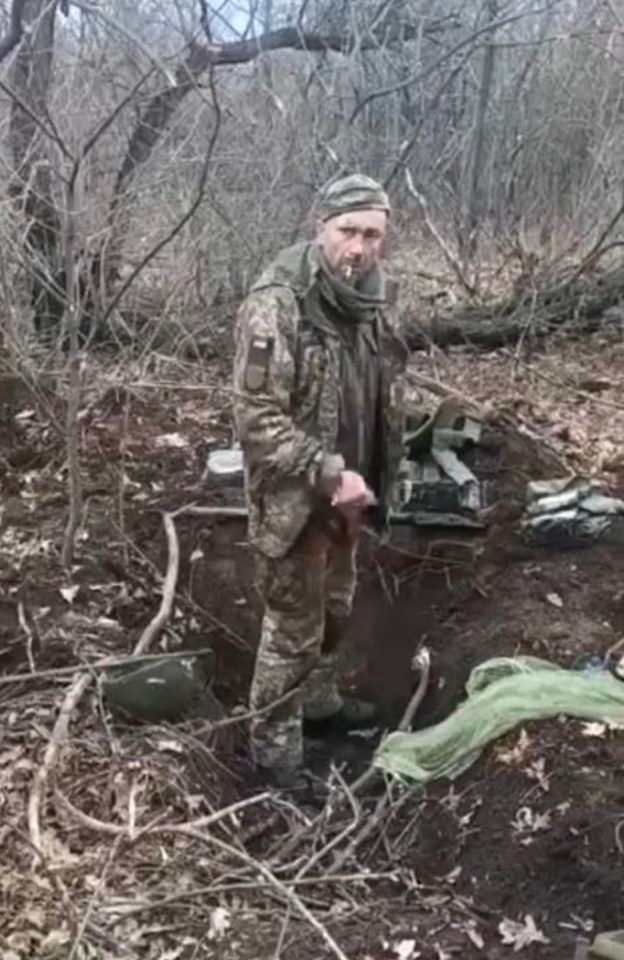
[303,696,379,736]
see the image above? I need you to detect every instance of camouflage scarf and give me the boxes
[312,247,387,326]
[251,241,387,327]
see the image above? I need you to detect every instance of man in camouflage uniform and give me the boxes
[233,174,408,786]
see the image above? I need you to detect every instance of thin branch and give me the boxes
[273,649,431,869]
[69,0,178,87]
[102,59,222,324]
[327,655,430,874]
[60,166,81,570]
[97,872,396,922]
[2,822,83,940]
[67,835,122,960]
[55,795,349,959]
[172,504,248,519]
[404,170,478,298]
[349,1,565,123]
[28,672,92,850]
[0,0,27,64]
[28,511,185,847]
[384,51,473,188]
[134,512,180,656]
[178,830,351,960]
[17,600,35,672]
[0,74,73,162]
[406,370,476,407]
[55,789,271,839]
[0,646,217,687]
[348,648,431,797]
[182,16,459,69]
[562,192,624,289]
[78,67,156,165]
[198,0,212,42]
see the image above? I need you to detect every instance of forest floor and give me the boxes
[2,328,624,960]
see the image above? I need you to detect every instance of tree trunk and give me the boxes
[404,269,624,352]
[9,0,63,338]
[100,66,196,304]
[461,0,498,259]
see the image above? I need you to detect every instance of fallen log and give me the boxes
[404,267,624,351]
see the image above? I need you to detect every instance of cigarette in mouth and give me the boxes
[344,264,353,280]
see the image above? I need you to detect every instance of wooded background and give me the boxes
[0,0,622,359]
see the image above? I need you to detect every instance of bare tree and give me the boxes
[0,0,623,357]
[8,0,66,338]
[461,0,499,259]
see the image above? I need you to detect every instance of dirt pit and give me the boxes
[2,342,624,960]
[180,501,624,959]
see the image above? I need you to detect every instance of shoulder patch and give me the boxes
[245,335,274,392]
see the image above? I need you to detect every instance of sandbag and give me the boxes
[102,653,223,723]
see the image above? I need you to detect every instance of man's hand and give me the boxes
[331,470,376,512]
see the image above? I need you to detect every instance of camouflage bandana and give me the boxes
[315,174,390,222]
[316,250,386,325]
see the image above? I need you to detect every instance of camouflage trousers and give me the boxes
[249,515,358,771]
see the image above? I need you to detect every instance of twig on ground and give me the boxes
[0,646,216,686]
[2,820,91,942]
[349,648,431,796]
[28,513,184,851]
[28,672,93,850]
[129,381,224,391]
[606,636,624,660]
[614,817,624,855]
[324,656,432,872]
[328,783,420,875]
[275,649,431,868]
[111,518,252,650]
[53,794,350,960]
[118,385,131,570]
[55,789,271,839]
[67,835,122,960]
[328,785,392,874]
[400,648,433,730]
[173,504,248,519]
[99,871,396,922]
[18,601,35,672]
[525,362,624,412]
[177,829,351,960]
[291,767,362,882]
[135,511,179,655]
[407,369,478,407]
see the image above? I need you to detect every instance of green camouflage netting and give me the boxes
[375,656,624,784]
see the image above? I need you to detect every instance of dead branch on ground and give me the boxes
[28,672,93,850]
[27,507,187,851]
[134,512,179,655]
[273,649,431,870]
[405,263,624,352]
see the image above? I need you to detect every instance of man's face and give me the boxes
[316,208,388,285]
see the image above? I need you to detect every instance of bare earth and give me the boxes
[1,331,624,959]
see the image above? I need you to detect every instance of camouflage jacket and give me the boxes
[233,242,409,558]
